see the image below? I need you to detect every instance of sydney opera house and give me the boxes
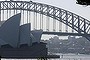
[0,13,59,59]
[0,13,47,59]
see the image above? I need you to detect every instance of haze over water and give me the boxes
[2,53,90,60]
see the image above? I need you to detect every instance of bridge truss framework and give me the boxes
[0,1,90,40]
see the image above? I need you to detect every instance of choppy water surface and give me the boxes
[2,53,90,60]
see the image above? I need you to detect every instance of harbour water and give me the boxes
[53,53,90,60]
[1,53,90,60]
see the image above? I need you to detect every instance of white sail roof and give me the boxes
[0,38,8,47]
[0,13,43,48]
[0,13,21,48]
[20,23,32,46]
[0,21,5,26]
[31,30,43,43]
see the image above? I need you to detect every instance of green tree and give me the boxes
[76,0,90,5]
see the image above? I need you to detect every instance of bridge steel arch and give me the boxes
[0,1,90,40]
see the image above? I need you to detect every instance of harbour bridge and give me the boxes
[0,0,90,41]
